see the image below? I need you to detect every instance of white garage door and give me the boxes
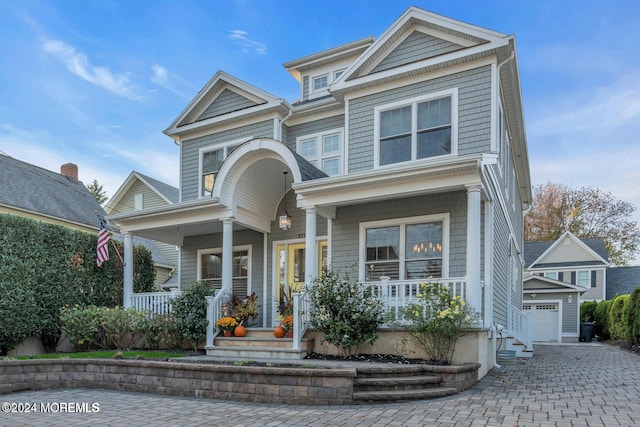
[523,302,560,342]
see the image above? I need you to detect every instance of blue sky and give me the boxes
[1,0,639,246]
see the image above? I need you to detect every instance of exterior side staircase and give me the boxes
[504,335,534,358]
[205,328,314,360]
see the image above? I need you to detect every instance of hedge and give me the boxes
[0,214,155,355]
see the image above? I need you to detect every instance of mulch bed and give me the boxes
[304,352,431,364]
[602,339,640,356]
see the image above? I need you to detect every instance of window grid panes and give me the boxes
[313,75,328,91]
[322,158,339,176]
[323,134,340,153]
[300,139,316,157]
[378,95,452,166]
[297,130,343,176]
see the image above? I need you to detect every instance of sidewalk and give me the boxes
[2,343,639,426]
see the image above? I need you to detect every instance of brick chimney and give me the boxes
[60,163,79,183]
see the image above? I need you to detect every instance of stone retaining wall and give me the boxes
[0,359,479,404]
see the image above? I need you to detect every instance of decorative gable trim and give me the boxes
[529,231,610,270]
[105,171,176,214]
[331,6,509,93]
[524,275,588,294]
[164,71,288,140]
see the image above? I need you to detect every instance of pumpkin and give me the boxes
[273,325,285,338]
[234,325,247,337]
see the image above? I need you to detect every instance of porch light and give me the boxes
[279,171,291,230]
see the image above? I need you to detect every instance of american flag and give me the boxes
[96,220,111,267]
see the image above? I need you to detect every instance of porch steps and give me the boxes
[505,336,534,358]
[352,366,458,402]
[205,328,314,360]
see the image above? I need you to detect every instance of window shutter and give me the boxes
[558,272,564,282]
[591,270,597,288]
[571,272,576,284]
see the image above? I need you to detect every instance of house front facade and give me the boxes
[107,7,531,371]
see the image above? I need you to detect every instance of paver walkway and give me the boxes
[1,343,639,426]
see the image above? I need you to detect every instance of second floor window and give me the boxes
[313,75,328,91]
[199,140,244,197]
[297,129,343,176]
[375,89,457,167]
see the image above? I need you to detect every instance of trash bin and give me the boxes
[580,322,595,342]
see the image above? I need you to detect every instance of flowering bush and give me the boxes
[307,269,390,355]
[403,281,479,364]
[216,316,239,332]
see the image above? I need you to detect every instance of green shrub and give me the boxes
[609,295,629,340]
[141,314,183,350]
[402,282,480,364]
[0,280,41,355]
[623,287,640,345]
[580,300,598,322]
[0,213,156,353]
[307,269,390,356]
[59,305,107,350]
[594,299,612,339]
[101,306,150,350]
[172,281,215,350]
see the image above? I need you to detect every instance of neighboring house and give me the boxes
[105,171,180,288]
[107,7,531,371]
[0,154,103,233]
[523,231,610,342]
[606,266,640,300]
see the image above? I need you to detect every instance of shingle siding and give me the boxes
[181,120,275,201]
[111,181,167,214]
[285,116,345,152]
[198,88,259,121]
[348,65,492,172]
[373,31,463,73]
[330,191,467,277]
[492,201,510,326]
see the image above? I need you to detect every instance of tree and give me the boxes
[86,179,108,205]
[525,182,640,266]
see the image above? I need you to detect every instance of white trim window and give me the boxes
[543,271,558,280]
[359,214,449,281]
[197,245,251,295]
[296,129,344,176]
[374,89,458,167]
[577,270,590,288]
[199,138,247,197]
[312,74,329,92]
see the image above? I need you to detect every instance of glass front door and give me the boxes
[275,240,327,321]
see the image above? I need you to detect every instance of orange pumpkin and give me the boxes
[273,325,285,338]
[234,325,247,337]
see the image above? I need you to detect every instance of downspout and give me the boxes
[277,100,293,141]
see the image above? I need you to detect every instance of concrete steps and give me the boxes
[205,328,314,360]
[352,366,459,402]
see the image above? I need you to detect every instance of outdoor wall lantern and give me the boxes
[279,171,292,230]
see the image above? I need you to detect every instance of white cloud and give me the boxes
[228,30,267,54]
[41,39,143,100]
[150,64,192,99]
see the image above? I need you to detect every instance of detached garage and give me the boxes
[523,276,585,343]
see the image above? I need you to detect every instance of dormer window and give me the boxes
[374,89,457,167]
[312,74,329,91]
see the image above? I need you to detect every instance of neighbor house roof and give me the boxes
[606,266,640,299]
[0,154,105,231]
[524,233,609,269]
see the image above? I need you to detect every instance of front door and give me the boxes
[275,240,327,321]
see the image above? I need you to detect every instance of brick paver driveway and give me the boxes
[2,343,639,426]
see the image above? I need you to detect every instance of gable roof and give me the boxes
[524,275,588,294]
[105,171,178,214]
[163,71,290,141]
[0,154,104,230]
[524,231,609,269]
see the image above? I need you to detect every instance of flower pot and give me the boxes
[273,325,285,338]
[286,330,293,338]
[234,325,247,337]
[223,330,232,337]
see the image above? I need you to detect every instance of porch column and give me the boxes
[466,185,482,315]
[123,232,134,308]
[305,207,317,286]
[222,217,234,293]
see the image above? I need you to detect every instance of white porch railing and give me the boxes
[292,291,311,351]
[205,289,230,348]
[366,277,467,324]
[130,290,181,316]
[507,304,533,350]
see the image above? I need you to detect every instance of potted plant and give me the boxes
[281,315,294,338]
[216,317,238,337]
[232,293,259,326]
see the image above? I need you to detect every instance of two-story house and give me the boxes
[523,231,610,342]
[107,7,531,372]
